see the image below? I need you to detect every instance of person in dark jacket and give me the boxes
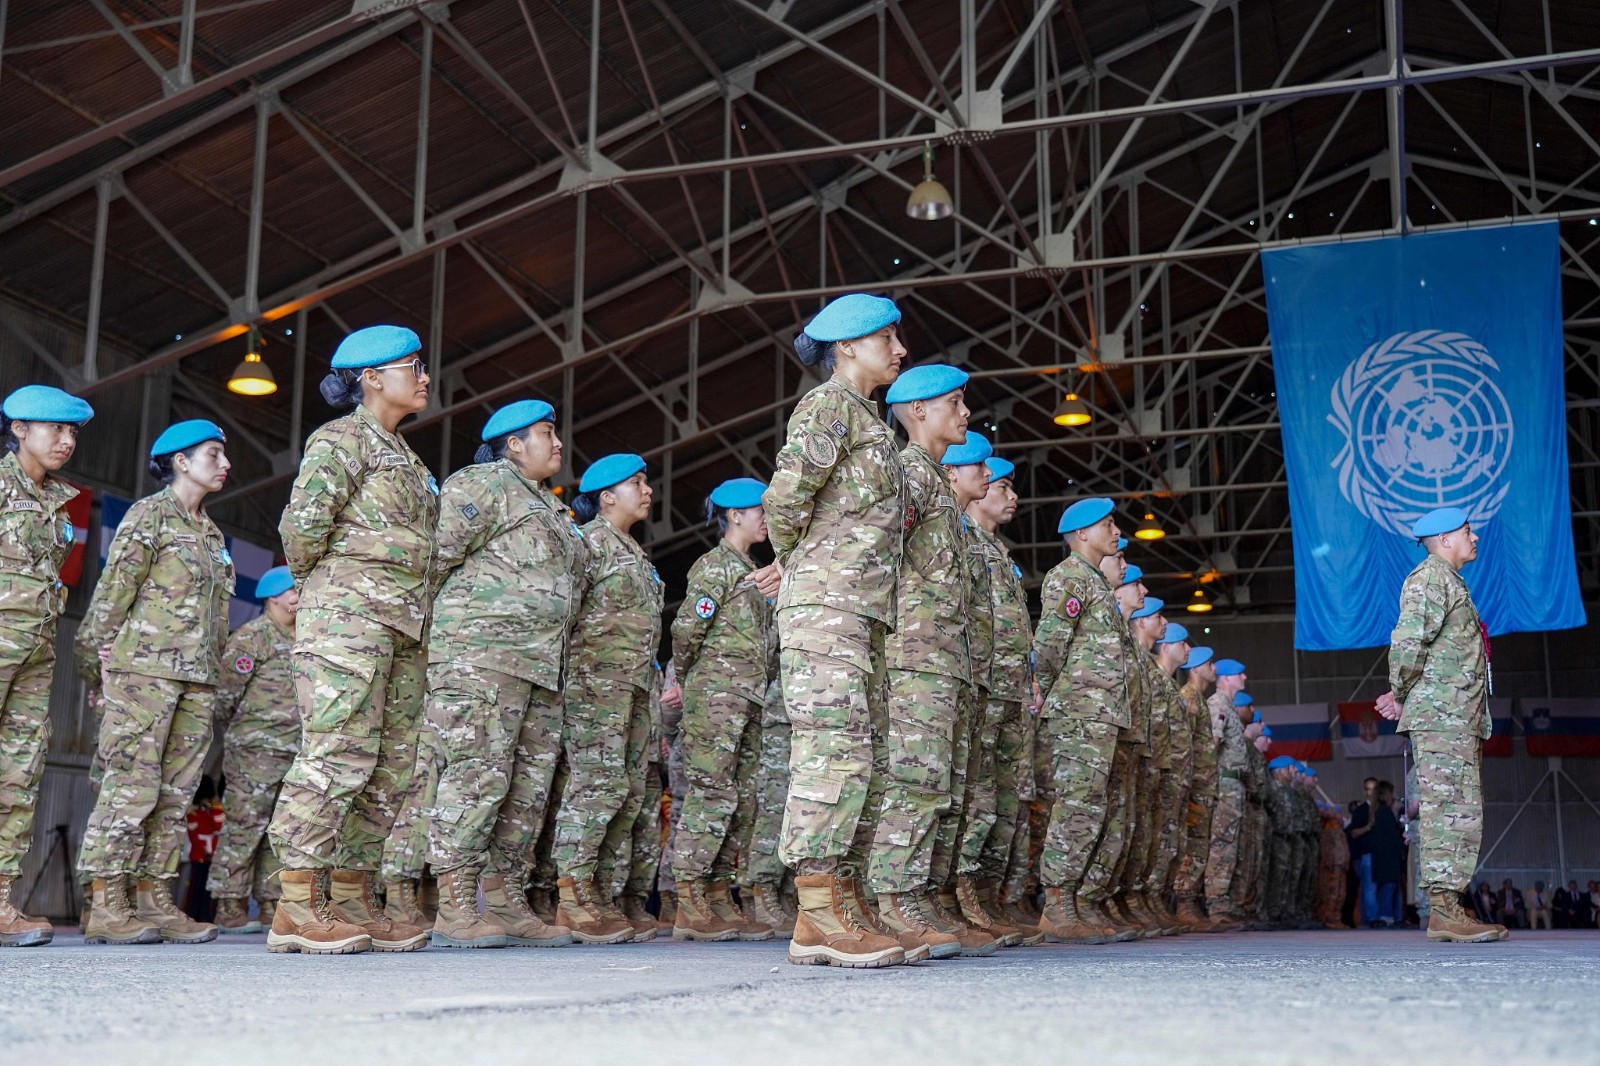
[1366,781,1405,927]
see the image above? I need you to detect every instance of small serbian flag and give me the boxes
[1337,700,1407,758]
[1257,703,1332,761]
[1484,697,1515,757]
[59,482,92,586]
[1520,698,1600,757]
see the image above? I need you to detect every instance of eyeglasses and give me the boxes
[371,358,428,380]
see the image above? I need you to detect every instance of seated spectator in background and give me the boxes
[1528,881,1553,930]
[1553,882,1577,928]
[1497,878,1527,930]
[1366,781,1405,928]
[1472,882,1500,925]
[1344,777,1378,926]
[1589,881,1600,927]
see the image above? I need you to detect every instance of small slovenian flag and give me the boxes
[1337,700,1407,758]
[1257,703,1333,762]
[1520,698,1600,757]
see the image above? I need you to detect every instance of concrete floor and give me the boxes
[1,928,1595,1065]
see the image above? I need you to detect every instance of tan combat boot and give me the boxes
[787,873,905,968]
[428,866,508,949]
[419,876,440,923]
[527,883,558,923]
[1038,885,1113,945]
[983,879,1044,946]
[616,892,661,941]
[383,878,428,927]
[839,876,931,963]
[878,892,961,960]
[213,897,258,935]
[1113,892,1161,939]
[956,876,1024,947]
[481,872,572,947]
[926,885,1000,957]
[744,881,795,937]
[672,879,740,941]
[1140,890,1180,936]
[1426,891,1508,943]
[655,889,678,929]
[84,877,160,945]
[329,869,428,951]
[79,880,93,931]
[0,873,54,947]
[555,876,634,944]
[1083,894,1139,942]
[135,878,218,943]
[266,869,370,954]
[258,899,277,928]
[707,882,773,941]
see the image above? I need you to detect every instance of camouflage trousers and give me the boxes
[777,605,887,874]
[1316,861,1348,925]
[1294,833,1317,919]
[1204,779,1245,909]
[1116,754,1160,893]
[1175,768,1217,897]
[868,668,962,894]
[739,680,791,890]
[953,692,1001,881]
[380,724,438,883]
[977,699,1026,883]
[268,609,425,872]
[1152,766,1189,895]
[930,684,981,887]
[1038,716,1121,892]
[552,675,651,889]
[206,743,295,900]
[423,661,564,877]
[657,724,685,895]
[78,672,213,879]
[1265,832,1294,920]
[998,708,1038,898]
[529,753,566,895]
[1233,797,1266,915]
[625,748,663,899]
[671,686,761,884]
[0,633,54,877]
[1412,730,1482,894]
[1081,740,1136,901]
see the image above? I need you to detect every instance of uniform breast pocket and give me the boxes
[369,461,426,527]
[0,511,35,568]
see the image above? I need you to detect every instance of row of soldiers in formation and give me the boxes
[0,291,1478,956]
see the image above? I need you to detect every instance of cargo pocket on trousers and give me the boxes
[788,771,843,808]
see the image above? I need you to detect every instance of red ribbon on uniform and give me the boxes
[1481,621,1494,696]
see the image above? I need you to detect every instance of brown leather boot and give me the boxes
[878,892,961,959]
[1140,891,1181,936]
[329,869,428,951]
[672,879,740,941]
[744,881,796,937]
[787,873,905,968]
[429,866,508,948]
[266,870,370,954]
[481,872,572,947]
[555,876,634,944]
[258,900,277,928]
[707,882,773,941]
[1084,895,1139,941]
[383,878,428,927]
[84,877,161,945]
[0,873,53,947]
[1426,891,1508,943]
[79,880,93,932]
[982,878,1044,946]
[1113,892,1161,939]
[213,897,258,935]
[1038,885,1112,945]
[527,884,557,923]
[956,876,1023,947]
[617,892,661,941]
[928,885,1000,956]
[655,889,678,929]
[419,876,440,923]
[135,878,217,943]
[839,877,930,963]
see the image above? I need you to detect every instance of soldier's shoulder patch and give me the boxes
[427,476,439,496]
[1012,562,1023,580]
[1063,596,1083,618]
[234,654,255,675]
[342,454,363,476]
[8,499,42,512]
[172,533,198,545]
[694,596,717,620]
[461,503,480,520]
[804,432,838,468]
[830,419,849,439]
[903,502,918,530]
[378,452,409,469]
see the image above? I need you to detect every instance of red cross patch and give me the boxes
[903,504,917,530]
[694,596,716,620]
[1063,597,1082,618]
[234,655,255,675]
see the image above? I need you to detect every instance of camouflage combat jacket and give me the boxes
[78,486,233,685]
[1265,776,1294,834]
[429,460,585,690]
[973,525,1031,704]
[0,450,79,650]
[569,517,663,690]
[1242,740,1266,800]
[1118,612,1148,750]
[671,541,773,704]
[886,444,968,682]
[1142,650,1177,770]
[1389,554,1491,740]
[1213,693,1249,782]
[1182,680,1219,790]
[1032,552,1128,726]
[1160,664,1192,777]
[962,522,994,694]
[765,378,905,626]
[280,403,438,641]
[214,613,298,755]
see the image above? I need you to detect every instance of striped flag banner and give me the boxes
[1484,697,1515,757]
[1258,703,1333,762]
[1337,700,1407,758]
[1519,698,1600,757]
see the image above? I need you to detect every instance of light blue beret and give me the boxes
[481,399,554,441]
[255,565,295,601]
[1117,537,1128,551]
[985,456,1016,481]
[1234,692,1255,707]
[1158,622,1189,645]
[1215,658,1245,676]
[941,431,992,467]
[1268,755,1294,771]
[1059,496,1114,534]
[150,419,225,458]
[1130,596,1164,619]
[1262,726,1273,737]
[1303,766,1318,777]
[802,293,901,343]
[1122,564,1144,586]
[1412,506,1469,539]
[885,363,968,404]
[579,453,646,494]
[710,477,767,510]
[331,325,421,370]
[3,385,94,425]
[1184,646,1214,670]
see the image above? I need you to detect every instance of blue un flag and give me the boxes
[1263,222,1583,650]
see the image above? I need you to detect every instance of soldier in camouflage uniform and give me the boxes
[421,400,581,950]
[0,386,93,947]
[1203,660,1250,926]
[765,293,908,969]
[655,663,685,925]
[1293,766,1323,925]
[266,325,437,956]
[1152,623,1195,920]
[1376,507,1505,943]
[669,478,777,941]
[1126,597,1180,935]
[209,566,299,934]
[552,453,662,945]
[1087,563,1145,941]
[76,420,234,946]
[1173,646,1221,929]
[1263,756,1296,925]
[622,682,670,926]
[1234,699,1268,924]
[1031,497,1127,945]
[737,661,794,934]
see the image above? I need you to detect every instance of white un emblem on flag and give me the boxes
[1328,329,1514,536]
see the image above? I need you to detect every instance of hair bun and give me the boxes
[319,371,351,407]
[793,331,825,367]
